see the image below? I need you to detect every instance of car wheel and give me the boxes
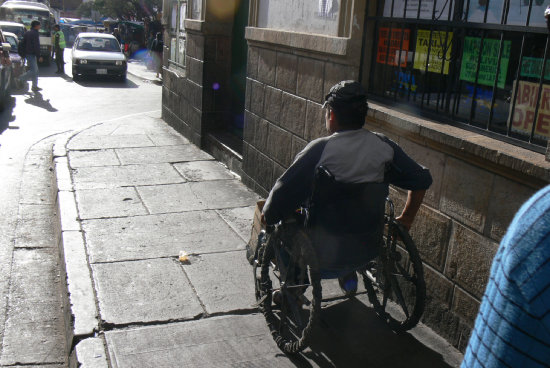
[119,73,127,82]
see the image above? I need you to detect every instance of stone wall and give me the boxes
[242,27,361,197]
[162,15,235,148]
[366,106,543,350]
[241,26,550,353]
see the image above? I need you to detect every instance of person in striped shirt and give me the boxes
[462,185,550,367]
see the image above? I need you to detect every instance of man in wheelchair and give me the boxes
[261,80,432,296]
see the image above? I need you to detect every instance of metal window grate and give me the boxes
[364,0,550,152]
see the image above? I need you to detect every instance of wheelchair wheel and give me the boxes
[363,220,426,332]
[255,226,322,354]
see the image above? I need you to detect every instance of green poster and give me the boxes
[459,37,511,89]
[521,57,550,80]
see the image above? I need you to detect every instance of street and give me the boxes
[0,51,463,368]
[0,49,161,367]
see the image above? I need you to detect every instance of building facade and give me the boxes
[162,0,550,352]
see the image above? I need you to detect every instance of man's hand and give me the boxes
[395,190,426,231]
[260,213,266,225]
[39,57,43,63]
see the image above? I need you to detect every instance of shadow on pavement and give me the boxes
[0,96,16,135]
[290,298,454,368]
[73,76,139,89]
[24,91,58,112]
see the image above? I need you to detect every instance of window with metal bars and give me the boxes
[364,0,550,152]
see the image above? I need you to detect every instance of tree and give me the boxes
[82,0,162,20]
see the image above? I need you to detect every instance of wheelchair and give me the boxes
[252,167,426,354]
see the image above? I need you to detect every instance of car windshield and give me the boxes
[0,9,52,36]
[76,37,120,52]
[5,35,17,50]
[0,25,24,38]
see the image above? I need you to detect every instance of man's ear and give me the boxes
[330,109,336,123]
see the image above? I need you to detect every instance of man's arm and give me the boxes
[262,138,328,225]
[33,31,40,57]
[381,137,432,230]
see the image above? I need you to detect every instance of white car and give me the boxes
[71,32,127,82]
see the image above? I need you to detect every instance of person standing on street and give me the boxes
[150,32,163,79]
[52,24,66,74]
[19,20,43,92]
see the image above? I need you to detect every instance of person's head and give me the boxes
[323,80,369,134]
[31,20,41,30]
[156,32,162,40]
[53,24,60,31]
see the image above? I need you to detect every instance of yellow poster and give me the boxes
[413,30,452,74]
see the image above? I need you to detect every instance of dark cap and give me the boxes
[323,80,367,109]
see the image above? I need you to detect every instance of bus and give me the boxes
[0,0,56,63]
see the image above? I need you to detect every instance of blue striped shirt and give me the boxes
[462,185,550,368]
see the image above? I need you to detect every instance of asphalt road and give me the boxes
[0,50,161,367]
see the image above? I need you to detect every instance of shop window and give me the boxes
[366,0,550,150]
[253,0,350,37]
[168,0,187,70]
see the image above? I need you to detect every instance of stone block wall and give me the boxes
[242,40,358,197]
[162,18,235,148]
[365,107,543,351]
[241,29,548,353]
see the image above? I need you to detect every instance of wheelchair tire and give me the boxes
[363,220,426,332]
[256,226,322,354]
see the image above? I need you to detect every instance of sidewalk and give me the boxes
[127,59,162,83]
[53,112,463,368]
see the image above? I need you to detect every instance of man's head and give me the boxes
[53,24,60,31]
[31,20,41,30]
[323,80,368,134]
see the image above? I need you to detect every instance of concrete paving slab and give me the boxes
[147,132,190,146]
[15,204,58,248]
[105,314,297,368]
[0,249,66,366]
[137,181,258,214]
[216,206,255,242]
[109,119,170,136]
[71,337,109,368]
[76,187,148,219]
[173,160,238,181]
[83,211,245,263]
[92,258,204,325]
[68,134,155,150]
[183,251,256,314]
[115,145,213,165]
[72,163,184,190]
[68,149,120,168]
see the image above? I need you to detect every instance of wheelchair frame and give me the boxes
[253,197,426,354]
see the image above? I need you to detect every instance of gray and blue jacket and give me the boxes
[263,128,433,272]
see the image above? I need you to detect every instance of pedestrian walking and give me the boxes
[461,185,550,368]
[19,20,43,92]
[52,24,66,74]
[150,32,163,78]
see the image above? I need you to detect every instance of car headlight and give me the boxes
[115,60,124,66]
[79,59,87,64]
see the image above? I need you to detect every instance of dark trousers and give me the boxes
[55,47,64,72]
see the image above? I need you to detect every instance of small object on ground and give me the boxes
[178,251,190,263]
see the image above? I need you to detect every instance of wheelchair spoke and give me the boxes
[389,275,410,318]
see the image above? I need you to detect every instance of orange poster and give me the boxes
[377,28,410,67]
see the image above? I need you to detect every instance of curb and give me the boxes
[127,62,162,83]
[52,135,109,368]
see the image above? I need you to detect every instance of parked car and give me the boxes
[0,21,25,40]
[71,32,127,82]
[3,32,21,89]
[0,29,12,111]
